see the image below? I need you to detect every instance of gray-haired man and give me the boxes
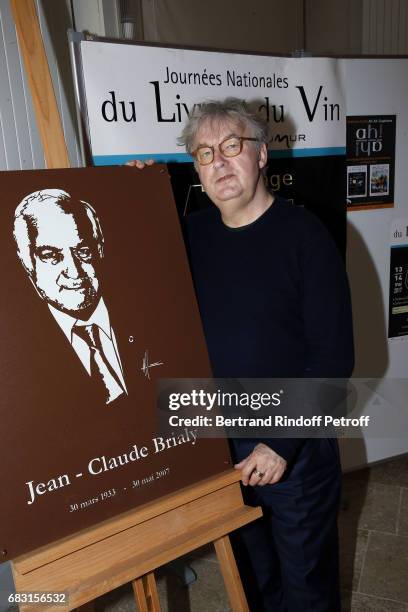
[131,97,354,611]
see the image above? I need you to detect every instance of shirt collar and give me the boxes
[48,298,112,342]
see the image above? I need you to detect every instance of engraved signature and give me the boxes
[141,350,164,379]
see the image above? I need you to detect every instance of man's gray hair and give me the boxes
[178,98,268,154]
[13,189,104,276]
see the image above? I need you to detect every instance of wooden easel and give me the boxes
[12,470,261,611]
[9,2,262,610]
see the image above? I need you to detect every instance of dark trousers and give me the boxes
[230,438,342,612]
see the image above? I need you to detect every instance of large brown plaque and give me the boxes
[0,166,230,559]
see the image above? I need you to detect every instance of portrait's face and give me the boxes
[32,207,100,316]
[192,119,267,214]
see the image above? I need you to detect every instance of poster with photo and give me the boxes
[0,166,231,560]
[389,245,408,339]
[370,163,389,197]
[347,165,367,198]
[346,115,396,210]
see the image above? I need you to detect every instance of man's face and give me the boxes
[31,207,100,316]
[192,119,267,214]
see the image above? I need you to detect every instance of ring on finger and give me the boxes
[253,469,265,478]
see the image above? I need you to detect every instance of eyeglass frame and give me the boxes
[191,135,260,166]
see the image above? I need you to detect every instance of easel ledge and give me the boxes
[13,469,261,610]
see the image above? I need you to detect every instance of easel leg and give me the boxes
[132,572,161,611]
[214,535,249,612]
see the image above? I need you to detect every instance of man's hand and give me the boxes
[234,443,287,486]
[125,159,155,169]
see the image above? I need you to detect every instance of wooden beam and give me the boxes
[133,573,161,612]
[215,535,249,612]
[15,469,244,574]
[10,0,70,168]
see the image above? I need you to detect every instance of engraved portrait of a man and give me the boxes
[0,167,230,560]
[13,189,127,405]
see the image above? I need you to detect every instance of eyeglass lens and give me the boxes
[196,136,243,165]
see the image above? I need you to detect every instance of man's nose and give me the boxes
[212,147,226,169]
[63,250,82,277]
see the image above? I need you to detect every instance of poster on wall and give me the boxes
[0,166,230,560]
[346,115,396,211]
[77,42,345,164]
[389,218,408,340]
[72,38,347,254]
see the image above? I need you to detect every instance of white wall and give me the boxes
[346,59,408,380]
[340,58,408,470]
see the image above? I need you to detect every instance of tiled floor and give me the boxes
[93,455,408,611]
[339,455,408,611]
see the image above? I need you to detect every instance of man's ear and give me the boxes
[258,142,268,170]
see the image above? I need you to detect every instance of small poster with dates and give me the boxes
[389,245,408,339]
[347,115,396,210]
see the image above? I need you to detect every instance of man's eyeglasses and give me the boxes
[192,136,259,166]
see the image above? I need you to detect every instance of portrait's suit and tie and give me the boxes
[13,189,130,407]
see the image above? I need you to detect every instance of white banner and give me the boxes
[79,41,346,165]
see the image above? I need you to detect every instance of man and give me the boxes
[180,99,353,611]
[13,189,127,405]
[130,98,353,610]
